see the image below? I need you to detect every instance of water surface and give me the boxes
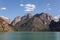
[0,32,60,40]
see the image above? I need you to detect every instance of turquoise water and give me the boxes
[0,32,60,40]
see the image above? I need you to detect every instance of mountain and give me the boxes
[1,13,60,32]
[15,13,52,31]
[49,15,60,31]
[0,17,14,32]
[0,16,11,24]
[11,13,34,26]
[20,13,34,25]
[49,20,60,31]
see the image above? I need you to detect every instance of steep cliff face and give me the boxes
[15,13,52,31]
[0,17,14,32]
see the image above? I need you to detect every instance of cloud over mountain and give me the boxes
[20,4,36,12]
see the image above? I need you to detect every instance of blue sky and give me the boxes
[0,0,60,19]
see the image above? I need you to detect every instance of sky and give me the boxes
[0,0,60,19]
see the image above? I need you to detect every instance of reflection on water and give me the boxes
[0,32,59,40]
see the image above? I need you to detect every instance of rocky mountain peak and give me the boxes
[34,13,52,21]
[21,13,34,23]
[25,13,34,18]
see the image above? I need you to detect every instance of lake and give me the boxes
[0,32,60,40]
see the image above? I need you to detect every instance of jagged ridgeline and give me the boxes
[0,13,60,32]
[12,13,52,31]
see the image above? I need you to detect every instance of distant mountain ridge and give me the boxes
[0,13,60,32]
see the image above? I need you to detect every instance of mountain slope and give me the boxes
[0,17,14,32]
[11,16,21,26]
[49,15,60,31]
[15,13,52,31]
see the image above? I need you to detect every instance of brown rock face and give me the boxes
[15,13,52,31]
[0,17,13,32]
[0,16,11,24]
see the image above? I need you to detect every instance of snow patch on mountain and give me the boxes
[0,16,9,19]
[53,15,60,22]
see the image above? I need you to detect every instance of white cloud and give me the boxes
[20,4,24,6]
[24,4,36,12]
[20,4,36,12]
[0,7,6,10]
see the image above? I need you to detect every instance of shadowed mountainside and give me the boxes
[49,19,60,31]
